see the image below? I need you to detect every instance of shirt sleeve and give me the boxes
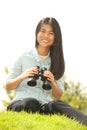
[56,75,65,92]
[6,55,22,81]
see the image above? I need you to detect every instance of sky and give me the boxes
[0,0,87,87]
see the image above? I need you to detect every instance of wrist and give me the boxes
[51,80,57,87]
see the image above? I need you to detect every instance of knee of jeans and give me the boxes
[7,103,24,112]
[23,98,41,112]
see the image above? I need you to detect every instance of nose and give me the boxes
[44,32,49,37]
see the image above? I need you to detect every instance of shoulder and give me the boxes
[20,48,35,58]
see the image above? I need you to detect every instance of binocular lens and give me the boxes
[27,78,36,86]
[42,81,51,90]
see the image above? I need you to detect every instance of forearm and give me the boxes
[5,75,24,91]
[43,70,63,99]
[5,67,39,91]
[51,81,63,99]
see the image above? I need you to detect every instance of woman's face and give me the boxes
[37,24,55,48]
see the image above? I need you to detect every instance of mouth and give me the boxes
[42,40,49,43]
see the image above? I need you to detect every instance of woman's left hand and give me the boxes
[43,70,55,83]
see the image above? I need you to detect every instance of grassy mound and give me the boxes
[0,111,87,130]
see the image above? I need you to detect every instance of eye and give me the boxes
[40,29,45,33]
[49,32,54,35]
[50,32,54,34]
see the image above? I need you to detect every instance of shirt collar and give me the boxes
[32,47,50,62]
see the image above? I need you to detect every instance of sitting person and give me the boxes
[5,17,87,125]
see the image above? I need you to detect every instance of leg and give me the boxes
[7,98,41,113]
[40,100,87,125]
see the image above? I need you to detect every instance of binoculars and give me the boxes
[27,66,51,90]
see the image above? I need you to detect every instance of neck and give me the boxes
[37,46,50,56]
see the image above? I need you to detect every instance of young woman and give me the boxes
[6,17,87,125]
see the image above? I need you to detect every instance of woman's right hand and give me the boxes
[5,67,39,91]
[21,66,39,80]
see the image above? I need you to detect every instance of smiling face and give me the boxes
[36,24,55,48]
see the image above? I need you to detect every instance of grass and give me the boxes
[0,111,87,130]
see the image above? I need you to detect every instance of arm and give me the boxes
[51,80,63,99]
[5,74,24,91]
[5,67,38,91]
[43,71,63,99]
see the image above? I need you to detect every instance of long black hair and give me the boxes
[35,17,65,80]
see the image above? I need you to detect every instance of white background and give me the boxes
[0,0,87,85]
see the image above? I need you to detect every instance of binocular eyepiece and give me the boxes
[27,66,51,90]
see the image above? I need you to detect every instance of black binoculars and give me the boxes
[27,66,51,90]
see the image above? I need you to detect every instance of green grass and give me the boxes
[0,111,87,130]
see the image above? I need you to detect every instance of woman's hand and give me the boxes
[43,70,55,83]
[5,66,39,91]
[43,70,63,99]
[21,66,39,80]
